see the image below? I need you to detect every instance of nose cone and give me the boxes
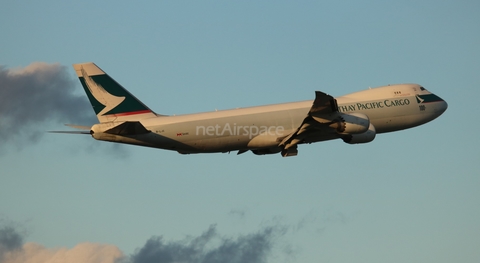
[440,99,448,113]
[434,95,448,117]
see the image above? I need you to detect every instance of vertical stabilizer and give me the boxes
[73,62,157,123]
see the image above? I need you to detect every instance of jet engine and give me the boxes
[327,112,370,135]
[342,123,376,144]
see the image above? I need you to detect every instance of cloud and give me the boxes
[3,242,125,263]
[0,62,96,148]
[0,224,24,262]
[0,222,125,263]
[228,209,247,220]
[130,224,285,263]
[0,221,287,263]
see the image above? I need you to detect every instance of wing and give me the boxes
[309,91,339,115]
[279,91,340,157]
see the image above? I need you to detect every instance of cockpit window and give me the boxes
[420,87,426,91]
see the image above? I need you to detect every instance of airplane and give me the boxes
[58,62,448,157]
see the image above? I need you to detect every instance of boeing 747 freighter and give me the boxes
[57,62,447,157]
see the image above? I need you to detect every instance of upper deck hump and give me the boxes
[337,84,422,103]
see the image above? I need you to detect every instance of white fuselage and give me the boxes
[91,84,447,154]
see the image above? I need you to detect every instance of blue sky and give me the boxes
[1,1,479,262]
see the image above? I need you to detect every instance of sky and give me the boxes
[1,1,479,262]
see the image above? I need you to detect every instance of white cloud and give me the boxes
[3,242,125,263]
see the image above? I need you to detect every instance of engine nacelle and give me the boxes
[333,112,370,135]
[342,123,376,144]
[251,147,282,155]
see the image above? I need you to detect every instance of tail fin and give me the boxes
[73,62,158,123]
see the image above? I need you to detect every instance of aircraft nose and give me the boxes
[441,99,448,112]
[435,96,448,116]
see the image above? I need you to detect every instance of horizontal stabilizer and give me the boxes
[48,131,91,135]
[104,121,150,135]
[49,124,92,134]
